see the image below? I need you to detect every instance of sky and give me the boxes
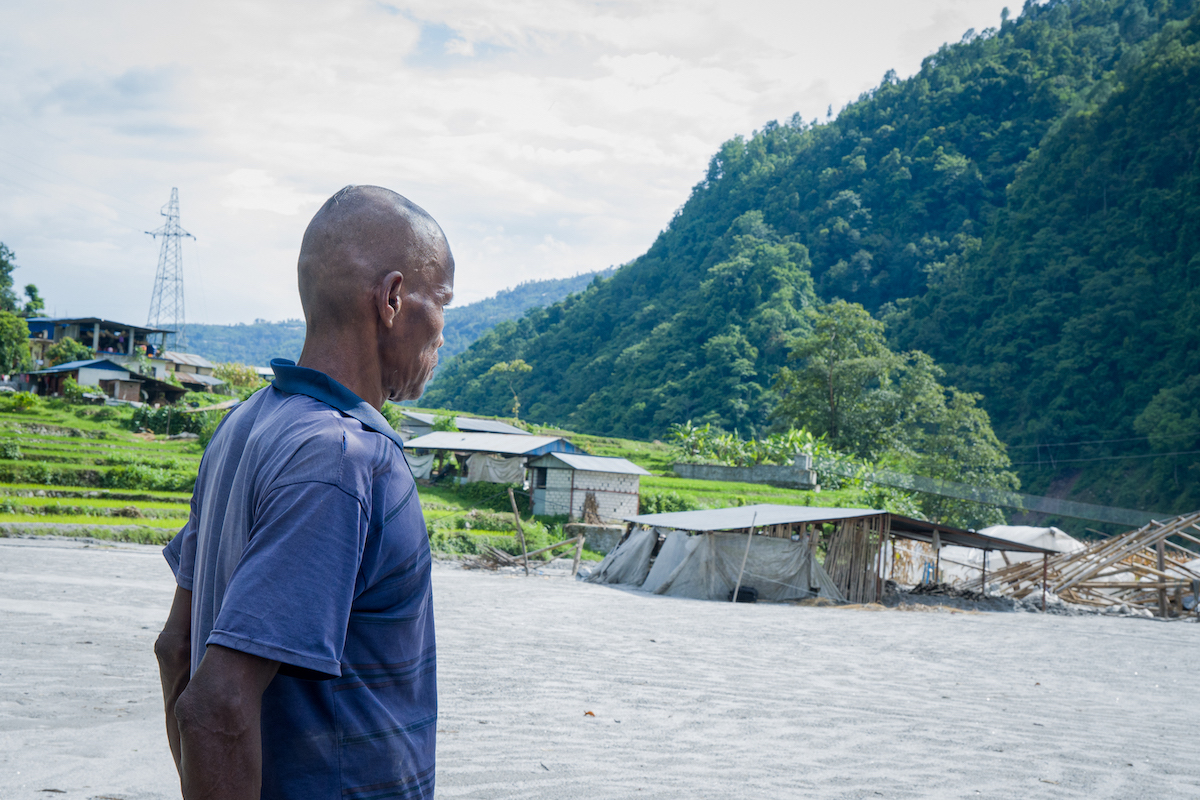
[0,0,1013,325]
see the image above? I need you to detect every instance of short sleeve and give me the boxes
[206,481,368,679]
[163,494,200,590]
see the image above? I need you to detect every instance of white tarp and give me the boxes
[641,530,690,594]
[465,453,525,484]
[651,532,845,603]
[938,525,1085,585]
[585,528,657,587]
[405,452,434,480]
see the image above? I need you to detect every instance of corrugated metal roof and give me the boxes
[404,431,582,456]
[529,453,650,476]
[624,504,882,531]
[176,372,225,387]
[26,317,173,335]
[29,359,130,375]
[400,411,530,435]
[623,504,1057,553]
[163,351,216,369]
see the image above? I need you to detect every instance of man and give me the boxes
[154,185,454,799]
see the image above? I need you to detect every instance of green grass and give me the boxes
[0,512,182,527]
[0,524,176,545]
[0,483,193,501]
[642,475,863,510]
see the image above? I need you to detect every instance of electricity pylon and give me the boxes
[146,187,194,352]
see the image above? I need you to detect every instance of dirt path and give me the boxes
[2,538,1198,798]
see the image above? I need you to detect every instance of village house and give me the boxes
[28,358,187,405]
[527,453,650,523]
[26,317,174,377]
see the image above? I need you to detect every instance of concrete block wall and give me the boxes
[542,468,641,522]
[673,462,818,490]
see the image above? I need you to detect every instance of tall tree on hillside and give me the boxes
[485,359,532,421]
[772,301,913,459]
[772,299,1018,524]
[22,285,44,317]
[0,312,31,374]
[0,244,21,313]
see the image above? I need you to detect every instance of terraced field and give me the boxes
[1,397,840,558]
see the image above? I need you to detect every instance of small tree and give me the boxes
[22,285,45,317]
[0,311,31,374]
[213,362,266,394]
[485,359,532,421]
[432,413,459,432]
[45,336,94,367]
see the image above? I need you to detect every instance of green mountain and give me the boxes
[423,0,1200,513]
[440,269,615,359]
[184,319,306,366]
[183,270,614,366]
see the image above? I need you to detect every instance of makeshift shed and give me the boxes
[397,411,530,441]
[527,453,649,522]
[403,431,582,484]
[599,505,1055,604]
[936,526,1086,586]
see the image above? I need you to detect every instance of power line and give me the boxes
[815,457,1166,526]
[1007,430,1200,449]
[1012,448,1200,466]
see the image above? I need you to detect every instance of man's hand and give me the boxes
[173,644,280,800]
[155,586,193,774]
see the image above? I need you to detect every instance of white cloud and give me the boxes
[0,0,1013,324]
[221,170,325,216]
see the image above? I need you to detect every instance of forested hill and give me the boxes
[423,0,1200,512]
[441,269,615,358]
[184,270,613,365]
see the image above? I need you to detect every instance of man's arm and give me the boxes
[173,644,280,800]
[155,586,193,774]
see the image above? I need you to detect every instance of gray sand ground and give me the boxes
[1,537,1197,799]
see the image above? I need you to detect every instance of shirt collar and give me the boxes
[270,358,405,450]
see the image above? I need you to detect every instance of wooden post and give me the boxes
[572,536,585,577]
[932,530,942,585]
[507,487,530,576]
[1042,553,1048,612]
[731,512,758,602]
[1157,539,1168,618]
[982,550,988,596]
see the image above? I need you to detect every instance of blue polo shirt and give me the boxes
[164,359,436,800]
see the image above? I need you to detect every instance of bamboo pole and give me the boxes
[507,487,530,576]
[1157,539,1168,618]
[731,511,758,603]
[572,535,586,576]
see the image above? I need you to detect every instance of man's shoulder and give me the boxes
[233,387,407,498]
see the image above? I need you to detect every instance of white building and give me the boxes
[527,453,650,522]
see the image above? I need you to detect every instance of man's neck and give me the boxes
[297,333,384,410]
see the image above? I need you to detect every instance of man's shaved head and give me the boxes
[298,185,451,332]
[295,185,455,405]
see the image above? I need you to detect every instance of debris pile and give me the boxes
[963,512,1200,618]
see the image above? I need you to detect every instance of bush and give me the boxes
[129,405,206,436]
[640,489,700,514]
[61,377,102,404]
[448,482,525,513]
[102,464,195,492]
[8,392,38,412]
[428,529,481,555]
[0,440,20,460]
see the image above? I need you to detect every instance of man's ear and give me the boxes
[378,271,404,328]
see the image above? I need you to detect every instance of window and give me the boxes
[533,467,548,489]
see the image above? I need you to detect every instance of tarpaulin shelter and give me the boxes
[600,505,1055,604]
